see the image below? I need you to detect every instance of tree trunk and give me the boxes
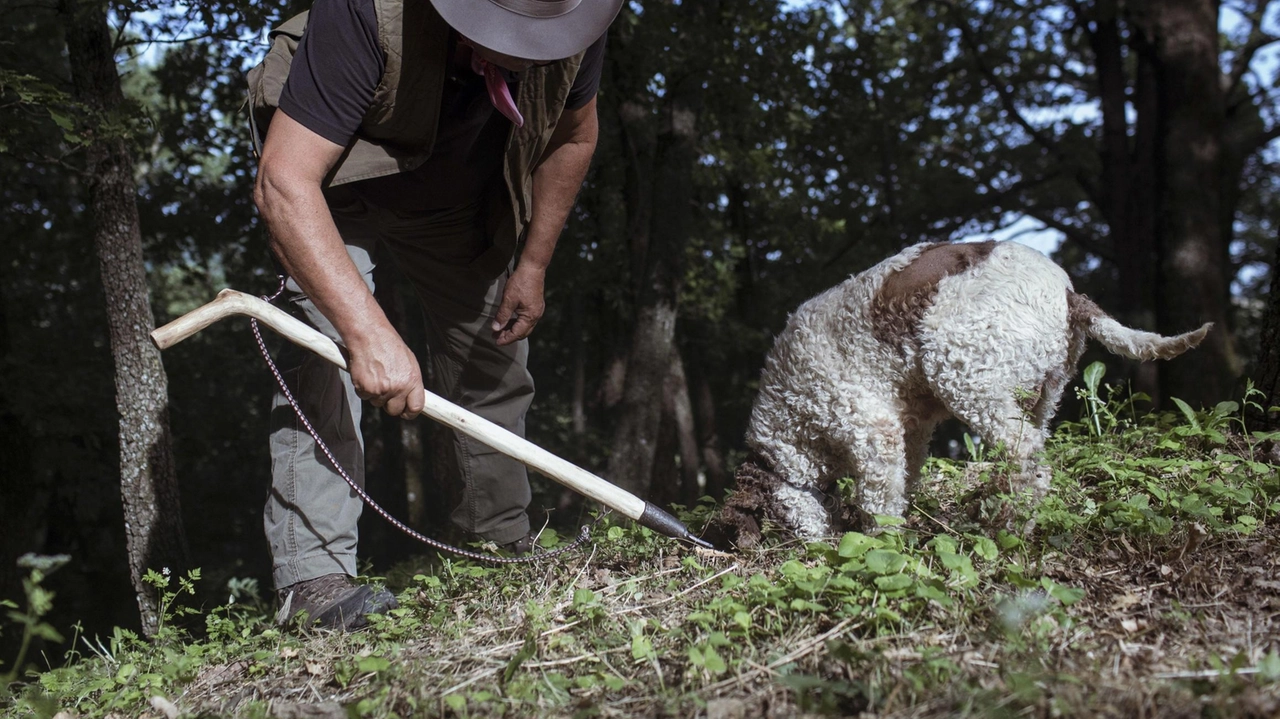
[727,178,760,325]
[1125,27,1164,402]
[648,405,679,508]
[60,0,187,636]
[606,67,703,496]
[663,351,702,505]
[607,306,679,496]
[599,351,627,410]
[1088,0,1162,400]
[1248,241,1280,430]
[1141,0,1240,407]
[686,347,728,499]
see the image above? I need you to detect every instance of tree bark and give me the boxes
[645,352,706,507]
[606,66,703,496]
[648,404,679,508]
[599,352,627,410]
[1140,0,1240,407]
[687,347,728,499]
[607,304,679,496]
[60,0,187,636]
[664,351,702,505]
[1086,0,1162,400]
[1125,21,1164,402]
[1248,241,1280,430]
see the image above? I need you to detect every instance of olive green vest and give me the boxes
[247,0,585,257]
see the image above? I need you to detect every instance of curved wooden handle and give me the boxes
[150,290,647,520]
[152,289,348,369]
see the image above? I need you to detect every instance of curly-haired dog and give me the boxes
[727,240,1210,542]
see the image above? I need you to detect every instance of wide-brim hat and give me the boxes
[428,0,624,62]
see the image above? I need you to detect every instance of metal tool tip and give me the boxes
[687,534,716,550]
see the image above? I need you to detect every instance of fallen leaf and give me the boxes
[1119,535,1138,555]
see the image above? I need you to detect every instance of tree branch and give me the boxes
[1227,0,1280,96]
[115,29,259,49]
[1251,121,1280,149]
[933,0,1104,210]
[1025,210,1113,262]
[820,170,1067,269]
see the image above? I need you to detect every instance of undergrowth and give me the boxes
[3,367,1279,718]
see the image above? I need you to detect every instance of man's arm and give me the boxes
[255,110,426,418]
[491,96,600,346]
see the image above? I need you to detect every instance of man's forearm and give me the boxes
[256,173,393,349]
[253,110,424,417]
[520,103,600,272]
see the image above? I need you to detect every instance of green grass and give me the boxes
[4,374,1280,717]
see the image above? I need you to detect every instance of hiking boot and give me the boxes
[275,573,398,630]
[500,531,538,555]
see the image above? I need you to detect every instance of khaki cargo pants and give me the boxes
[266,186,533,589]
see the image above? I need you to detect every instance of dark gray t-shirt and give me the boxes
[278,0,605,212]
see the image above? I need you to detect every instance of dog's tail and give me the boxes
[1069,292,1212,361]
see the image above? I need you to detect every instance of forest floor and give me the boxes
[3,397,1280,718]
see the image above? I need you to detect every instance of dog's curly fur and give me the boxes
[724,241,1211,543]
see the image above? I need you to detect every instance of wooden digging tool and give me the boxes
[151,289,714,549]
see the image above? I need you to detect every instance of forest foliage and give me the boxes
[1,0,1278,656]
[2,372,1279,716]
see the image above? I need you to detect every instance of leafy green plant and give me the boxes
[2,554,70,688]
[142,568,202,645]
[963,432,987,462]
[1077,361,1114,438]
[1044,365,1280,547]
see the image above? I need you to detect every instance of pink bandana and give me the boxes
[470,53,524,128]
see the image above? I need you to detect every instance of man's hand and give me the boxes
[348,327,426,419]
[491,97,598,347]
[491,265,546,346]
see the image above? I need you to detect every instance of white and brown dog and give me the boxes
[716,241,1210,544]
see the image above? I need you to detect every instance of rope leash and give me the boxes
[250,278,600,565]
